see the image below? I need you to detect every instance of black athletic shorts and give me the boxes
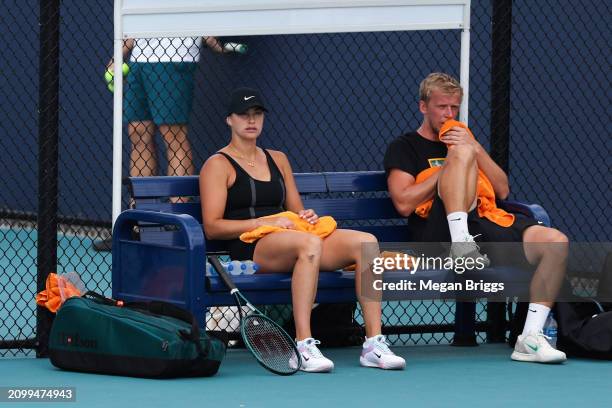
[414,194,541,267]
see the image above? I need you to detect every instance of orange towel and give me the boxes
[35,273,83,313]
[414,120,514,227]
[239,211,337,243]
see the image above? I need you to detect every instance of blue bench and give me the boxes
[112,171,550,341]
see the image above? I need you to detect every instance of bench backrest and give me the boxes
[127,171,409,250]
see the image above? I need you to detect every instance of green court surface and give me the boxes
[2,344,610,408]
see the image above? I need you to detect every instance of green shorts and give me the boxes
[123,62,197,125]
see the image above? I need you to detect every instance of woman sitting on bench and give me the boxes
[199,87,405,372]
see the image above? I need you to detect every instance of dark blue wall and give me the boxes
[1,0,609,241]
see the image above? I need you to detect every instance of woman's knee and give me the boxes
[297,234,323,261]
[352,231,378,250]
[354,232,377,243]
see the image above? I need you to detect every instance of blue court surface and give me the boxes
[3,344,611,408]
[2,225,611,407]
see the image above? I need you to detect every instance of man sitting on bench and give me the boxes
[384,73,568,363]
[199,87,405,372]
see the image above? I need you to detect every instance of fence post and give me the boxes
[36,0,61,357]
[488,0,513,343]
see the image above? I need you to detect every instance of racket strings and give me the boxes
[243,315,298,374]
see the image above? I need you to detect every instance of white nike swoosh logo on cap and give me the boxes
[244,96,255,100]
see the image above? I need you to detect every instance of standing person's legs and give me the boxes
[125,62,159,177]
[159,124,194,176]
[147,62,197,177]
[94,63,155,252]
[128,121,158,176]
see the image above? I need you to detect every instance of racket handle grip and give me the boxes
[208,255,238,290]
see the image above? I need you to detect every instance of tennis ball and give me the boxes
[104,63,129,93]
[223,42,248,54]
[104,70,114,93]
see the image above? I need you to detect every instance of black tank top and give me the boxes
[219,149,286,220]
[217,149,286,261]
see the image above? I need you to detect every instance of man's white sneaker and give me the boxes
[511,331,567,363]
[360,335,406,370]
[289,338,334,372]
[450,234,491,271]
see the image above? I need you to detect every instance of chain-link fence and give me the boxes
[1,0,609,357]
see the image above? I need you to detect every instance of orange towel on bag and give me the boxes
[35,273,83,313]
[414,120,515,227]
[239,211,337,243]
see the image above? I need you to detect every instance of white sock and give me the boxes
[364,334,382,344]
[447,212,469,242]
[521,303,551,336]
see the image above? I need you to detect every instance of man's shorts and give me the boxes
[415,194,541,266]
[417,195,539,242]
[124,62,197,125]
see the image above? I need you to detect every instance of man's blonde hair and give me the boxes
[419,72,463,102]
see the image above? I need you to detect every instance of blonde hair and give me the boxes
[419,72,463,102]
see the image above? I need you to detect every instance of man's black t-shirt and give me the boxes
[383,131,448,240]
[383,131,447,178]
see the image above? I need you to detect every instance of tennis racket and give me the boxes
[208,255,300,375]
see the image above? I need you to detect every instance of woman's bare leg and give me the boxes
[253,231,322,341]
[318,229,382,338]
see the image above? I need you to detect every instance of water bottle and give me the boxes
[543,311,558,347]
[226,260,246,275]
[243,260,259,274]
[205,260,258,275]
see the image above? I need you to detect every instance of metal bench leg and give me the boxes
[452,301,478,346]
[486,302,507,343]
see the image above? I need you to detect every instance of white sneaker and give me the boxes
[511,331,567,363]
[450,234,491,272]
[289,338,334,373]
[360,335,406,370]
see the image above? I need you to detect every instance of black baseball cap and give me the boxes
[227,87,268,115]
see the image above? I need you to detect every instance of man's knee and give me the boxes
[524,226,569,262]
[548,229,569,244]
[446,143,477,164]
